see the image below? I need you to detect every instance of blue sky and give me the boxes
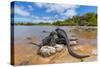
[11,1,97,23]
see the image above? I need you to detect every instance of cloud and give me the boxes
[14,2,80,23]
[14,17,31,22]
[28,5,33,11]
[31,15,55,23]
[35,3,79,21]
[30,13,52,22]
[35,3,79,13]
[61,9,77,19]
[46,4,78,14]
[31,15,39,19]
[32,20,54,23]
[14,5,30,16]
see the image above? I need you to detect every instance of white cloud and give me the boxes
[34,3,45,8]
[35,3,79,13]
[28,5,33,11]
[14,17,31,22]
[35,3,79,21]
[14,5,30,16]
[54,15,59,19]
[61,9,77,19]
[31,15,39,19]
[14,3,80,23]
[65,9,77,17]
[42,16,51,20]
[31,15,54,23]
[32,19,54,23]
[46,4,78,14]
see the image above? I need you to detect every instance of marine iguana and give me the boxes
[55,28,90,62]
[30,31,57,47]
[42,31,57,46]
[30,28,90,61]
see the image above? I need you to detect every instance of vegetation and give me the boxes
[14,12,97,26]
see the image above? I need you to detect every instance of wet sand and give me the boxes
[14,43,97,65]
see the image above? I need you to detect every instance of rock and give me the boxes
[38,44,64,57]
[42,30,47,33]
[70,41,78,46]
[26,37,32,40]
[54,44,64,52]
[50,47,56,54]
[69,35,78,46]
[69,37,78,41]
[39,46,56,57]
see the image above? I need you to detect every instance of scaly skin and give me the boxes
[42,31,56,46]
[55,28,90,62]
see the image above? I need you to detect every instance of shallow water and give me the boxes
[14,26,97,46]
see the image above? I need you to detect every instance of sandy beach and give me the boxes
[14,43,97,65]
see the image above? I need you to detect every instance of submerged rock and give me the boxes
[70,41,78,46]
[26,37,32,40]
[69,36,78,41]
[69,35,78,46]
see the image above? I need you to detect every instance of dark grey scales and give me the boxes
[55,28,90,62]
[42,31,57,46]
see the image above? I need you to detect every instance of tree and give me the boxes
[80,13,97,26]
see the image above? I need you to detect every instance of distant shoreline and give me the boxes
[12,25,97,28]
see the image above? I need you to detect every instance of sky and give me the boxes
[11,1,97,23]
